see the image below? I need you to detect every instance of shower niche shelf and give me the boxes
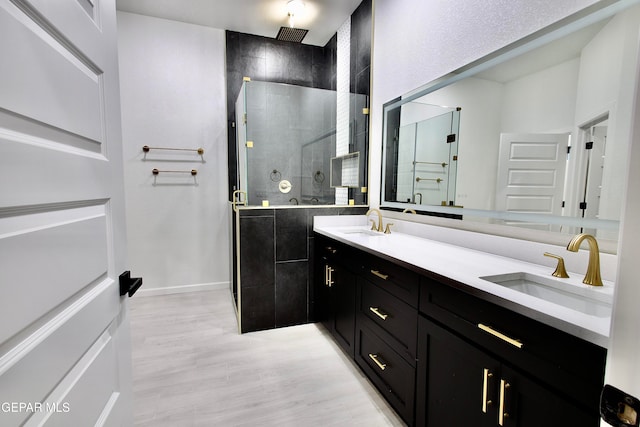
[331,152,360,188]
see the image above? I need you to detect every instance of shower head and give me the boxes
[276,26,308,43]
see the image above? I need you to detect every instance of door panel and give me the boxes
[496,133,568,230]
[0,211,108,343]
[332,265,356,357]
[36,333,120,427]
[0,0,131,425]
[0,4,105,143]
[0,281,119,426]
[500,366,596,427]
[417,316,499,427]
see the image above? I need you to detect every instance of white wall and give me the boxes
[573,8,640,224]
[372,0,640,404]
[117,12,229,294]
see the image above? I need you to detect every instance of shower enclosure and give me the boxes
[231,80,369,334]
[235,80,366,206]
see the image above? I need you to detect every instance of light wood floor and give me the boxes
[130,288,406,426]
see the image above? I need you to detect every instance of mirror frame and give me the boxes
[380,0,640,245]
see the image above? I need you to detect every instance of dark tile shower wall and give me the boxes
[239,207,367,333]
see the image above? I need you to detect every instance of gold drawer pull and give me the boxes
[370,269,389,280]
[482,368,493,413]
[369,307,388,320]
[368,353,387,371]
[499,379,511,426]
[478,324,523,349]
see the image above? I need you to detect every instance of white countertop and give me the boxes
[314,216,613,348]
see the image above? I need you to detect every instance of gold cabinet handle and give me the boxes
[499,379,510,426]
[325,246,337,254]
[482,368,494,413]
[369,307,388,320]
[328,266,334,287]
[370,270,389,280]
[368,353,387,371]
[478,324,523,349]
[325,265,334,287]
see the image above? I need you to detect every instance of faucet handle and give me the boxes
[370,219,378,231]
[544,252,570,278]
[384,223,394,234]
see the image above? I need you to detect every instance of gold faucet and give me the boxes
[365,208,383,232]
[566,233,603,286]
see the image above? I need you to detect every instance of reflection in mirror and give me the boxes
[395,105,460,207]
[381,3,640,243]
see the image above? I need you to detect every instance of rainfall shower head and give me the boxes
[276,26,308,43]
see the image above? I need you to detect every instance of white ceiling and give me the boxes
[115,0,363,46]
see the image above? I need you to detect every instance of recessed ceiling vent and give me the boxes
[276,26,308,43]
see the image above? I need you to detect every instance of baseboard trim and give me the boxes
[136,281,229,297]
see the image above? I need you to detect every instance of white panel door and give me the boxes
[0,1,132,426]
[495,133,569,230]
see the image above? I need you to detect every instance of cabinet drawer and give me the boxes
[355,321,415,425]
[359,277,417,363]
[316,235,346,262]
[316,235,362,270]
[420,277,606,412]
[361,254,419,307]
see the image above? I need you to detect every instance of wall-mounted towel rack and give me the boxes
[152,168,198,176]
[416,177,443,183]
[143,145,204,155]
[413,161,448,168]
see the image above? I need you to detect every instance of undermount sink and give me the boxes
[480,272,612,318]
[339,228,385,237]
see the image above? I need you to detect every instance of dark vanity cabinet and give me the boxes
[313,233,606,426]
[417,318,598,426]
[314,235,358,357]
[418,278,606,427]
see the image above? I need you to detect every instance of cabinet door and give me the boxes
[315,259,332,330]
[499,366,597,427]
[417,316,499,427]
[332,264,357,357]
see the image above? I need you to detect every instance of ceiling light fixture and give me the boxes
[286,0,305,28]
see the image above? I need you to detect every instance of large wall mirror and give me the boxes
[381,1,640,246]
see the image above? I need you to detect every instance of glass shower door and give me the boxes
[413,109,460,206]
[236,81,249,203]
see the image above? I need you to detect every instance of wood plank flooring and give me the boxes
[130,288,406,426]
